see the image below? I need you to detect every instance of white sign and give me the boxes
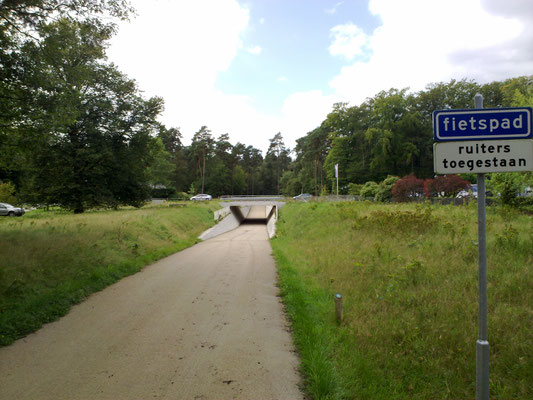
[433,139,533,174]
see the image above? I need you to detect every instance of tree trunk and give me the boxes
[276,155,280,195]
[201,148,206,193]
[251,168,255,195]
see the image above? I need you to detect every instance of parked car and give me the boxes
[520,186,532,197]
[190,194,212,201]
[0,203,25,217]
[293,193,313,201]
[456,184,494,199]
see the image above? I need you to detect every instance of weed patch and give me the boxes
[0,203,216,345]
[272,202,532,399]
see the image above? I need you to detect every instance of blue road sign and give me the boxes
[433,107,532,142]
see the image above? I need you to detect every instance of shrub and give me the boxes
[375,175,399,202]
[424,175,469,198]
[151,186,176,198]
[172,192,191,200]
[0,181,17,204]
[347,183,363,196]
[360,181,379,199]
[392,174,424,202]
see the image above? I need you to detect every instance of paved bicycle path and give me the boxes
[0,223,303,400]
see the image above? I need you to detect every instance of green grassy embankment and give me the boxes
[0,202,218,346]
[272,201,532,400]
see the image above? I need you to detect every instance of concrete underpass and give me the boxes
[199,201,285,241]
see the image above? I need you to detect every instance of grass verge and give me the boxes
[0,202,218,346]
[272,201,532,399]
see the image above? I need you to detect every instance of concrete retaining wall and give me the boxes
[266,205,277,238]
[199,203,283,241]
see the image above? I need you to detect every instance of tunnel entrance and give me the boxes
[199,203,282,241]
[240,205,268,224]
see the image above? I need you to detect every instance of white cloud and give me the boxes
[328,23,370,60]
[330,0,526,105]
[325,2,344,15]
[107,0,336,153]
[278,90,340,150]
[106,0,532,156]
[109,0,248,93]
[108,0,253,144]
[247,45,262,55]
[191,90,339,153]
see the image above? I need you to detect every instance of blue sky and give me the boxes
[216,1,380,114]
[108,0,533,153]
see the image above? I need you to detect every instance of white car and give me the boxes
[0,202,25,216]
[190,194,212,201]
[293,193,313,201]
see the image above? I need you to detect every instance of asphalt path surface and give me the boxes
[0,223,303,400]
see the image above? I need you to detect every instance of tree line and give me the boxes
[288,77,533,199]
[0,0,291,211]
[1,1,531,212]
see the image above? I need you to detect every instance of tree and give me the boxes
[242,146,263,195]
[264,132,290,194]
[157,125,189,192]
[230,142,246,195]
[0,181,17,204]
[0,0,132,32]
[146,138,175,190]
[158,125,183,155]
[279,169,301,197]
[488,172,531,206]
[18,19,163,212]
[232,164,247,195]
[191,126,214,194]
[268,132,285,194]
[292,126,330,195]
[0,0,133,183]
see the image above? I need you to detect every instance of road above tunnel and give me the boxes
[0,224,303,400]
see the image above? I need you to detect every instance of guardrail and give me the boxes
[219,195,285,201]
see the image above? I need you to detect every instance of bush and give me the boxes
[375,176,399,202]
[151,186,176,198]
[424,175,469,198]
[392,174,424,202]
[347,183,363,196]
[0,181,17,204]
[172,192,191,200]
[360,181,379,199]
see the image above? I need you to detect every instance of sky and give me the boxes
[107,0,533,153]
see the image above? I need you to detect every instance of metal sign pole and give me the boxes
[335,164,339,198]
[475,93,490,400]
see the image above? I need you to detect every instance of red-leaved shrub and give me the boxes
[424,175,470,198]
[392,174,424,202]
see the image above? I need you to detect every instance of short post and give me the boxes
[475,93,490,400]
[334,293,343,324]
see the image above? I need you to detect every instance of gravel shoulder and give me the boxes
[0,223,303,400]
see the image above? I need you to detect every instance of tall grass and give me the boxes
[0,203,217,346]
[272,201,532,399]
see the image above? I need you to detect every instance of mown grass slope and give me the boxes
[272,201,532,400]
[0,203,217,346]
